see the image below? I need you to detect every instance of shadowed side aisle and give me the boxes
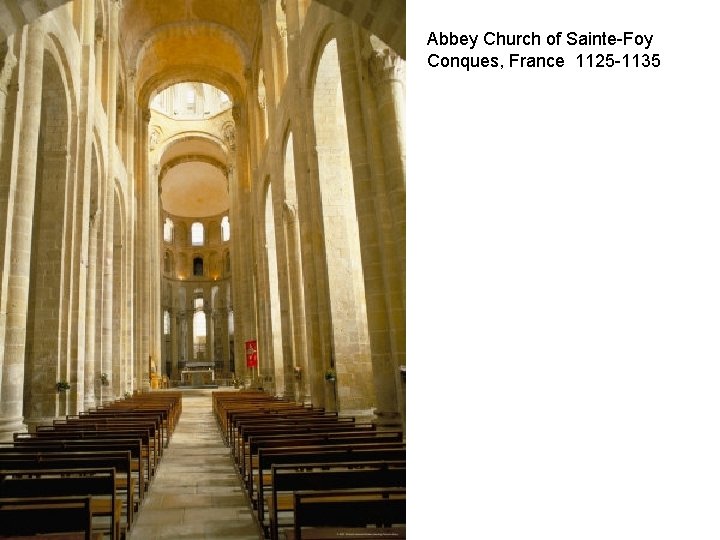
[128,390,261,540]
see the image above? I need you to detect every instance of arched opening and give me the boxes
[221,216,230,241]
[191,222,204,246]
[312,37,373,409]
[193,256,204,277]
[163,217,173,242]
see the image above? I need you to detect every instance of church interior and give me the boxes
[0,0,406,538]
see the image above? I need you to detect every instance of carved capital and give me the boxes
[149,126,161,151]
[222,121,236,150]
[369,49,405,85]
[0,45,17,94]
[277,23,287,40]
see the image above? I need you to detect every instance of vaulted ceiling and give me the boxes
[159,135,229,218]
[119,0,260,104]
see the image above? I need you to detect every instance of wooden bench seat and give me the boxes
[238,423,380,473]
[243,431,403,493]
[16,429,156,481]
[256,449,406,527]
[0,468,121,540]
[266,463,406,540]
[237,422,372,468]
[228,412,338,450]
[289,488,405,540]
[6,438,146,502]
[0,495,98,540]
[0,450,136,529]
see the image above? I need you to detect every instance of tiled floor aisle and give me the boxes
[127,392,261,540]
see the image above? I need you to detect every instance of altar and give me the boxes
[180,362,215,385]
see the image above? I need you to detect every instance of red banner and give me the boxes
[245,339,258,368]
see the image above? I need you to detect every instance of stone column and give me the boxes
[100,174,115,404]
[136,108,151,391]
[369,46,405,300]
[0,21,44,440]
[291,82,333,409]
[368,43,406,425]
[125,72,136,393]
[179,311,187,366]
[0,38,17,153]
[334,20,405,422]
[283,201,309,402]
[105,0,120,400]
[0,38,20,393]
[73,0,98,411]
[170,309,179,377]
[230,104,257,381]
[205,308,213,362]
[84,212,100,410]
[187,307,195,363]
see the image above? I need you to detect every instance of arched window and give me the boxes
[193,294,206,360]
[193,257,204,276]
[191,222,204,245]
[193,310,206,336]
[228,310,234,335]
[163,218,173,242]
[163,310,171,335]
[221,216,230,241]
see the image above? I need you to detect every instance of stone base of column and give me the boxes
[24,416,57,434]
[84,394,97,411]
[0,416,27,442]
[373,409,404,428]
[338,408,375,424]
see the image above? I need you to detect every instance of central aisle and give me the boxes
[128,391,261,540]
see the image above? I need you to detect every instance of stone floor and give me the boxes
[127,391,262,540]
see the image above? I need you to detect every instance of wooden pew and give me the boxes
[0,451,135,531]
[6,438,146,503]
[0,495,96,540]
[228,411,337,451]
[66,412,166,448]
[267,462,406,540]
[16,428,157,480]
[244,431,404,497]
[0,468,120,540]
[236,421,366,470]
[256,448,406,532]
[37,422,161,465]
[223,404,317,445]
[236,420,363,466]
[288,488,406,540]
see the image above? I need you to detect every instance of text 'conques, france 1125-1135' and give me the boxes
[425,31,660,71]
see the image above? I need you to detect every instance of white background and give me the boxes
[408,1,720,538]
